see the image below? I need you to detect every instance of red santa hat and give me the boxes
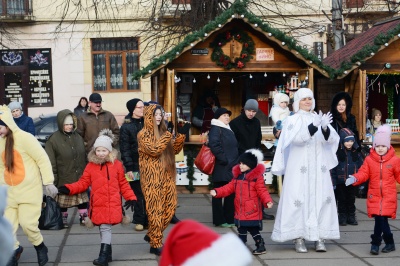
[159,219,252,266]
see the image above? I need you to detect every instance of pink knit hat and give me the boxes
[373,124,391,148]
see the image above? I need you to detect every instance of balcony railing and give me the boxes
[0,0,35,21]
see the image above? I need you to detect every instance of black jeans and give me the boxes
[373,216,391,237]
[212,181,235,226]
[238,226,261,243]
[130,180,148,226]
[334,183,356,214]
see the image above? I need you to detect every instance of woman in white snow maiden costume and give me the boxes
[271,88,340,253]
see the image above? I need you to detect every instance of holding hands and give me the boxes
[345,175,357,186]
[45,184,58,198]
[58,185,70,195]
[124,200,137,212]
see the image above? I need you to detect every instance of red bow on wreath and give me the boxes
[237,61,244,68]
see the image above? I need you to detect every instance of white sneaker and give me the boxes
[135,224,144,231]
[294,238,308,253]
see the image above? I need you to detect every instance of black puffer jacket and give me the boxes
[119,115,143,172]
[330,92,360,144]
[208,119,239,182]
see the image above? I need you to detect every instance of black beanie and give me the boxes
[239,149,263,170]
[0,119,6,127]
[126,98,142,115]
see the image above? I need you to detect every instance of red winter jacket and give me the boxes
[66,149,136,225]
[353,147,400,219]
[215,164,273,226]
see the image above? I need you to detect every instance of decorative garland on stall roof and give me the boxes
[209,30,255,69]
[131,0,333,80]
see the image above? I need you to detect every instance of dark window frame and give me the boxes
[91,37,140,92]
[0,0,33,16]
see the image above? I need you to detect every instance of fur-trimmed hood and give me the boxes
[87,148,119,164]
[330,92,353,118]
[232,163,265,181]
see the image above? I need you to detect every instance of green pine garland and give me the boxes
[184,147,196,193]
[209,30,255,69]
[132,0,333,80]
[387,87,394,119]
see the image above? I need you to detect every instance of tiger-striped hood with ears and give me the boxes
[143,104,160,131]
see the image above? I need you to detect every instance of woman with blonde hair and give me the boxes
[138,103,189,256]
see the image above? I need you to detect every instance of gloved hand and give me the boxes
[276,120,282,130]
[167,121,174,134]
[58,185,70,195]
[321,112,333,131]
[345,175,357,186]
[312,111,322,127]
[45,184,58,198]
[178,122,191,135]
[124,200,137,212]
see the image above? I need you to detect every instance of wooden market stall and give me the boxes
[323,17,400,192]
[323,17,400,142]
[133,2,332,192]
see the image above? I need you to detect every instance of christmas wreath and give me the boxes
[210,30,255,69]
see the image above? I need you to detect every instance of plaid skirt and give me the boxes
[56,192,89,208]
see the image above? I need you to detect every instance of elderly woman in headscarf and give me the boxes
[271,88,340,253]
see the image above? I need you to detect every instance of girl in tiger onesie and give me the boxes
[138,104,186,256]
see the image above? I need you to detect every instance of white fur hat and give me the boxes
[273,93,290,107]
[293,88,315,112]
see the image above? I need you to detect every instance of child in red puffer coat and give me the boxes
[346,124,400,255]
[210,149,273,255]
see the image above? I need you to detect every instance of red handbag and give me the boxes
[194,144,215,175]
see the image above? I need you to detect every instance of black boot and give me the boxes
[170,214,180,224]
[347,213,358,225]
[150,246,162,256]
[338,213,347,226]
[34,242,48,266]
[252,238,266,255]
[382,233,396,253]
[108,244,112,262]
[370,234,382,255]
[6,246,24,266]
[93,243,111,266]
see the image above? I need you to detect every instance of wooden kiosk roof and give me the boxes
[323,17,400,79]
[133,1,332,79]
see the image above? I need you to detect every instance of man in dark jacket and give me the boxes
[120,98,148,231]
[230,99,275,220]
[77,93,120,153]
